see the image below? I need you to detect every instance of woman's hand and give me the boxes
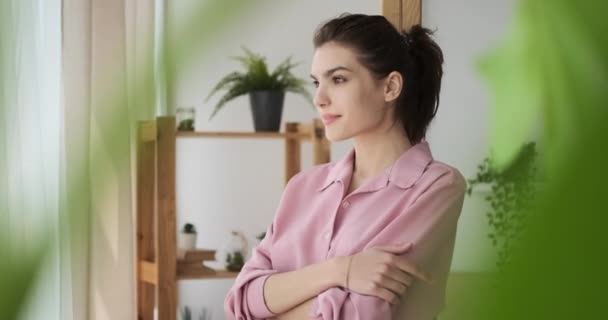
[342,243,432,304]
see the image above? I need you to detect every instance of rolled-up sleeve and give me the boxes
[311,170,466,320]
[311,288,390,320]
[224,222,279,320]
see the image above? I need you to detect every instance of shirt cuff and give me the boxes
[246,274,277,319]
[310,287,349,319]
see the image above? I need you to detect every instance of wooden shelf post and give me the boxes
[135,117,330,320]
[284,122,302,184]
[136,120,157,320]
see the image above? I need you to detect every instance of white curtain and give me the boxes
[0,0,160,319]
[63,0,159,319]
[0,0,63,319]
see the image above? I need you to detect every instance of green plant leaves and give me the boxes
[468,142,538,270]
[0,239,47,320]
[1,0,265,317]
[465,0,608,319]
[206,47,312,119]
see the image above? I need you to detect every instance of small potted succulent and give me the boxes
[216,230,249,272]
[177,223,197,257]
[176,107,195,131]
[205,47,312,132]
[225,251,245,272]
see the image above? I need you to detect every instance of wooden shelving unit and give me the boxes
[135,116,330,320]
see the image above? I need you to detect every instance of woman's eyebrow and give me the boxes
[310,66,353,80]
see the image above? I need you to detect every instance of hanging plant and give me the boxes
[467,142,539,270]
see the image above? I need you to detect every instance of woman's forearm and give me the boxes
[275,298,315,320]
[264,256,347,315]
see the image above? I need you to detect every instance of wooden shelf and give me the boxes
[177,131,310,140]
[176,249,239,280]
[177,266,240,280]
[177,249,216,263]
[136,117,330,320]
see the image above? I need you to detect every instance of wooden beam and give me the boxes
[136,121,156,320]
[177,268,240,280]
[138,261,158,285]
[156,117,177,320]
[177,249,216,263]
[382,0,402,29]
[284,122,301,185]
[382,0,422,31]
[402,0,422,30]
[176,131,308,140]
[139,121,157,142]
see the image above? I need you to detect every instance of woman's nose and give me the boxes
[313,86,330,108]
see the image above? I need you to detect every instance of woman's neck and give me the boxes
[351,124,412,181]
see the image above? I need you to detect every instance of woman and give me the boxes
[225,13,465,320]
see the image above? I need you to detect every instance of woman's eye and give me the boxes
[332,76,346,84]
[312,80,319,88]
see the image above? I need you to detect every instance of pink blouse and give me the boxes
[224,141,466,319]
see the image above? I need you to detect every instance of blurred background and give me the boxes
[2,0,605,319]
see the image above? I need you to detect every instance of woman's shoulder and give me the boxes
[285,161,337,187]
[417,160,467,192]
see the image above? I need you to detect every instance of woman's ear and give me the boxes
[384,71,403,103]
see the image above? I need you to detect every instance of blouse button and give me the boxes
[342,200,351,209]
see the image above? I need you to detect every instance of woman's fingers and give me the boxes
[371,284,400,305]
[390,255,432,283]
[376,273,408,296]
[382,265,414,287]
[373,243,432,283]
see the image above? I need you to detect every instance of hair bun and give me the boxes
[403,25,435,48]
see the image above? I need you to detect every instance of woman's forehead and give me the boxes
[311,42,361,75]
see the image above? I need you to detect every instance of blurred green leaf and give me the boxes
[0,239,48,319]
[0,0,268,317]
[465,0,608,319]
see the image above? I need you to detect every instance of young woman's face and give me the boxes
[310,42,394,142]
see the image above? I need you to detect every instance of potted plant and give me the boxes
[225,251,245,272]
[467,142,539,270]
[216,230,249,271]
[205,47,312,132]
[180,306,192,320]
[178,223,197,256]
[176,107,195,131]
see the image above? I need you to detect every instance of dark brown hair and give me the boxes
[313,13,444,144]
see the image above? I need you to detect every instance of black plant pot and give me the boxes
[249,90,285,132]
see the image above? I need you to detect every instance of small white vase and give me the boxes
[215,230,249,268]
[178,233,197,253]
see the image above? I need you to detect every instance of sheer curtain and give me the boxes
[63,0,159,319]
[1,0,160,318]
[0,0,63,319]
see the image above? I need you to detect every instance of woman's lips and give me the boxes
[321,114,341,125]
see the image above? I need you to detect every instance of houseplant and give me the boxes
[205,47,312,131]
[177,223,198,256]
[467,142,539,270]
[225,251,245,272]
[215,230,249,271]
[181,306,192,320]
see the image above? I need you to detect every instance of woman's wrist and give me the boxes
[326,256,350,288]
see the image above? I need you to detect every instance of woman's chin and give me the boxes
[325,130,350,143]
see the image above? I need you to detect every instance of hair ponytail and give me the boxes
[400,25,444,143]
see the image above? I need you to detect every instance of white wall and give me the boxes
[423,0,515,274]
[168,0,513,317]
